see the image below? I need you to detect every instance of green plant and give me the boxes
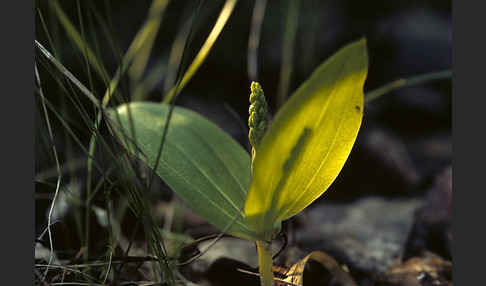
[108,38,368,286]
[35,1,452,284]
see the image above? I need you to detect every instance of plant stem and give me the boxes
[365,70,452,103]
[256,240,274,286]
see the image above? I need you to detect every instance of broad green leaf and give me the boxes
[244,38,368,240]
[107,102,257,240]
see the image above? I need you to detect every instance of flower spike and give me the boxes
[248,81,268,150]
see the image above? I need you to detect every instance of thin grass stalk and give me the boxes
[162,0,239,103]
[129,0,170,85]
[163,1,203,96]
[248,0,268,81]
[277,0,300,108]
[35,64,63,281]
[50,0,109,81]
[84,1,170,275]
[133,0,202,101]
[75,0,97,98]
[35,41,100,107]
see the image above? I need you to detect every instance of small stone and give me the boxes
[296,197,423,275]
[406,166,452,259]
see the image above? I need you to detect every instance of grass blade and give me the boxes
[162,0,239,103]
[50,0,109,81]
[248,0,268,81]
[35,64,62,281]
[35,40,100,107]
[277,0,300,107]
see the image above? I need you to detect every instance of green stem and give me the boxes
[365,70,452,103]
[256,240,274,286]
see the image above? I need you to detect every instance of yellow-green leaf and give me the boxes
[244,39,368,240]
[107,102,257,240]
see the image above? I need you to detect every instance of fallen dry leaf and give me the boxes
[276,251,357,286]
